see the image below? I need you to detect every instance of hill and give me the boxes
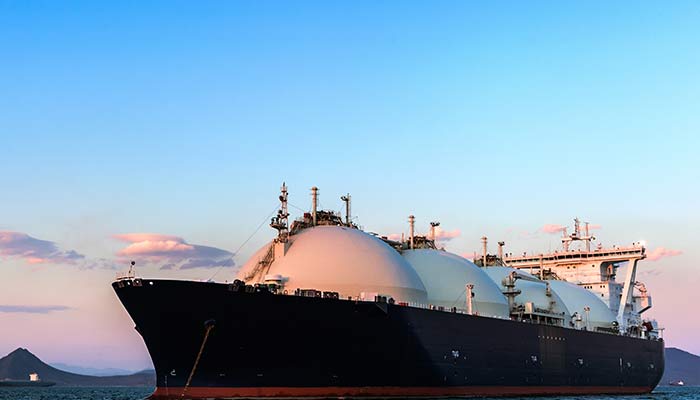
[0,348,154,387]
[662,347,700,385]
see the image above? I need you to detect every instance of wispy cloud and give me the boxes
[113,233,234,270]
[0,305,72,314]
[0,231,85,265]
[646,247,682,262]
[540,223,600,235]
[541,224,566,234]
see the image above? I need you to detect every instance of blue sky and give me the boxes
[1,1,698,369]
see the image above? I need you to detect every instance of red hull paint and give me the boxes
[151,385,654,399]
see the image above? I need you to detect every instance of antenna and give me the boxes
[341,193,351,226]
[561,217,596,252]
[582,221,596,252]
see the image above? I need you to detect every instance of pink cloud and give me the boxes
[115,234,194,257]
[432,226,461,241]
[0,231,85,265]
[113,233,183,243]
[541,224,566,234]
[646,247,683,262]
[113,233,234,270]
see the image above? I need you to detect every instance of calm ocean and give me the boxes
[0,386,697,400]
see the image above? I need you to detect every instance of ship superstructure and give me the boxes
[112,184,664,399]
[478,218,656,338]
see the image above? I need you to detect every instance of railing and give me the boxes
[115,270,135,280]
[243,244,275,281]
[505,246,645,265]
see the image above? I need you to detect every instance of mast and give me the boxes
[311,186,319,226]
[498,241,505,265]
[270,183,289,242]
[430,221,440,242]
[341,193,351,226]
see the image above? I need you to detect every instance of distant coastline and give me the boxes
[0,348,154,387]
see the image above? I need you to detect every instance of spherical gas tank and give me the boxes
[548,280,616,330]
[482,266,570,320]
[237,226,428,304]
[402,249,509,318]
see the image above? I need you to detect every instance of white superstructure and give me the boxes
[491,218,657,337]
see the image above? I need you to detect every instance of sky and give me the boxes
[1,1,698,370]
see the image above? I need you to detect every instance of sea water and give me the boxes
[0,386,697,400]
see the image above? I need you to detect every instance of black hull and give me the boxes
[113,279,664,398]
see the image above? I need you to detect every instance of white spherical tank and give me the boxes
[237,226,428,304]
[482,266,570,320]
[401,249,509,318]
[548,280,616,330]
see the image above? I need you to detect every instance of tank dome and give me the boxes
[482,266,570,320]
[237,226,428,304]
[548,280,616,330]
[402,249,509,318]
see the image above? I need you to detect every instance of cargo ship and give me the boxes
[113,184,664,399]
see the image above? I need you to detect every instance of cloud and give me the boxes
[432,226,461,242]
[541,223,600,235]
[113,233,234,270]
[0,305,72,314]
[646,247,682,262]
[0,231,85,265]
[83,258,119,270]
[541,224,566,234]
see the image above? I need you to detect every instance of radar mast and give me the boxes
[270,183,290,243]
